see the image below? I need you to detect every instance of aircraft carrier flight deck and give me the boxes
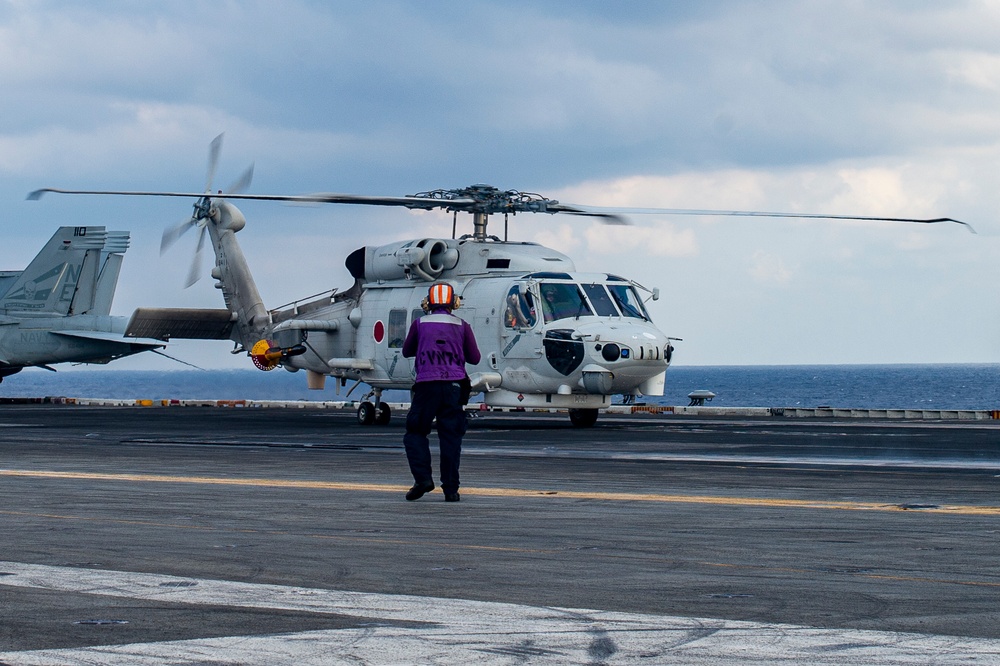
[1,405,999,664]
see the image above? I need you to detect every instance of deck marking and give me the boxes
[2,468,999,515]
[1,561,999,665]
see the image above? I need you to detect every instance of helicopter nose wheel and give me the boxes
[568,408,598,428]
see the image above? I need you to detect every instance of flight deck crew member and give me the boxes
[401,282,481,502]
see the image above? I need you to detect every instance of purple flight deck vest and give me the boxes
[402,308,481,383]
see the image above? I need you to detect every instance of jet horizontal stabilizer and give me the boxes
[125,307,237,341]
[51,330,165,349]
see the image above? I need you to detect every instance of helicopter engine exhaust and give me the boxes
[250,338,306,371]
[346,239,460,282]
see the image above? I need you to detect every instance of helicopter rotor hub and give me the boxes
[409,185,561,240]
[410,184,559,216]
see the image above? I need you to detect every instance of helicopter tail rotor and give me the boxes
[225,163,255,197]
[185,223,208,289]
[160,133,254,287]
[205,133,223,194]
[160,215,196,255]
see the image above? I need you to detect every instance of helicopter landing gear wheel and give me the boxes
[357,401,376,426]
[375,402,391,425]
[568,408,599,428]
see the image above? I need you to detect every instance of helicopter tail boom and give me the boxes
[204,200,271,346]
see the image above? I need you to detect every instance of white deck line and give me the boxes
[0,561,997,665]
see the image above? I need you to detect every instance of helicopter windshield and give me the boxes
[523,278,653,324]
[608,283,649,320]
[540,283,592,323]
[581,283,619,317]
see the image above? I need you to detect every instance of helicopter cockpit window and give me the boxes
[608,284,649,320]
[540,283,592,323]
[411,308,424,325]
[504,286,536,329]
[388,309,407,348]
[581,284,619,317]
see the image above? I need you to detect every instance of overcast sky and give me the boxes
[2,0,999,370]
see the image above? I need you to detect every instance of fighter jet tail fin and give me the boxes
[0,227,113,316]
[87,231,130,316]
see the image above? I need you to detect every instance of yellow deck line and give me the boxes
[3,468,998,515]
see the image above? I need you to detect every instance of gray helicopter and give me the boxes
[29,137,971,424]
[0,225,165,380]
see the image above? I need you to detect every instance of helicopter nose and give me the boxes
[591,337,667,364]
[544,322,669,394]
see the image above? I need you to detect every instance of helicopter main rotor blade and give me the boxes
[296,192,480,209]
[29,188,225,200]
[26,186,973,232]
[563,205,977,233]
[546,203,629,225]
[26,189,473,207]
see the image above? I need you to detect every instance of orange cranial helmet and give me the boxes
[425,282,460,310]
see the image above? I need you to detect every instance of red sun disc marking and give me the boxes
[373,320,385,344]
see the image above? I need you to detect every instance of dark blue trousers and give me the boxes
[403,380,467,494]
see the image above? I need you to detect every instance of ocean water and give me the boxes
[1,364,998,410]
[658,364,1000,410]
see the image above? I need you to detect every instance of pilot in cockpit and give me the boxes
[506,293,526,327]
[504,287,536,328]
[541,284,578,323]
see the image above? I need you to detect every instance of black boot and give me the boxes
[405,480,435,501]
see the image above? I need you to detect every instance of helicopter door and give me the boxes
[499,284,540,362]
[385,308,409,381]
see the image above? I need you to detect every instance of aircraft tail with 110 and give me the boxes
[0,226,166,380]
